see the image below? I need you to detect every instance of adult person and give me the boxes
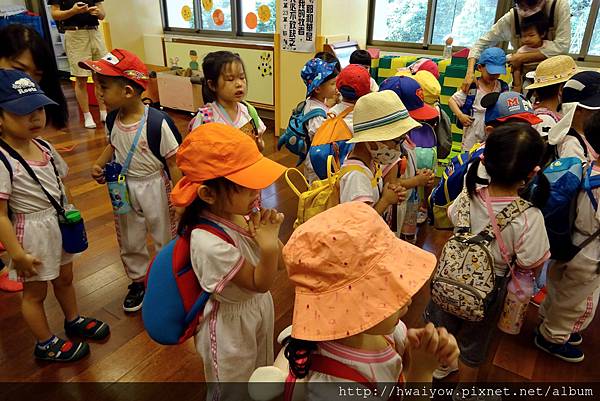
[0,24,72,292]
[463,0,571,93]
[49,0,107,129]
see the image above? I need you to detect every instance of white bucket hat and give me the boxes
[349,90,421,144]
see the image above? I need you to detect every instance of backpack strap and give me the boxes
[0,151,12,183]
[566,129,589,159]
[499,80,509,93]
[146,107,182,178]
[340,163,381,188]
[583,162,600,212]
[549,0,557,30]
[514,7,521,37]
[242,100,261,134]
[477,194,532,247]
[461,82,478,118]
[105,109,119,139]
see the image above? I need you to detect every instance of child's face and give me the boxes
[521,26,544,48]
[314,77,338,100]
[213,61,247,104]
[199,183,260,216]
[364,299,411,335]
[478,65,501,84]
[96,75,130,111]
[0,50,42,83]
[0,108,46,139]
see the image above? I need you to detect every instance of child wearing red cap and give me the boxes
[84,49,183,313]
[171,123,286,400]
[329,64,372,134]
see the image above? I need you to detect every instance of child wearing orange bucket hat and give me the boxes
[170,122,287,400]
[248,202,459,401]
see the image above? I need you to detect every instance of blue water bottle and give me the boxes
[105,162,131,214]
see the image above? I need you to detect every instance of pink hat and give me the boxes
[283,202,437,341]
[409,58,440,79]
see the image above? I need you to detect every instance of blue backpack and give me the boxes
[428,145,485,229]
[536,158,600,261]
[277,101,327,166]
[457,80,509,129]
[142,219,234,345]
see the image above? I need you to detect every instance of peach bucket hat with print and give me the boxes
[170,122,286,207]
[283,201,437,342]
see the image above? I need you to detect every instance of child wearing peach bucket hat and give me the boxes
[248,202,459,401]
[170,122,287,400]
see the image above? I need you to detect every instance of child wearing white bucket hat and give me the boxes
[339,90,419,218]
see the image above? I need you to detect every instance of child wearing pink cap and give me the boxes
[249,202,459,401]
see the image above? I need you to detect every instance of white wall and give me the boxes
[102,0,163,61]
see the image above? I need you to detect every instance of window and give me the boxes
[369,0,600,59]
[161,0,275,37]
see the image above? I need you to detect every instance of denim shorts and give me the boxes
[424,275,509,367]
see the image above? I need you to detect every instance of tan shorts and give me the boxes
[64,28,107,77]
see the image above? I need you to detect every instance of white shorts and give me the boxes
[8,207,73,282]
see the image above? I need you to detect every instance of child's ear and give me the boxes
[197,185,217,205]
[207,79,217,93]
[484,125,495,137]
[124,85,136,98]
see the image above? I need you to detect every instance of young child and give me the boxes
[0,70,109,361]
[300,58,338,183]
[508,12,550,93]
[277,201,458,398]
[349,49,379,92]
[190,51,267,152]
[314,51,342,107]
[425,124,550,391]
[87,49,183,313]
[549,71,600,165]
[328,63,371,134]
[535,112,600,363]
[449,47,509,152]
[170,123,286,400]
[340,90,411,217]
[524,55,577,136]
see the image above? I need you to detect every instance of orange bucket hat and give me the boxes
[283,201,437,342]
[171,123,286,207]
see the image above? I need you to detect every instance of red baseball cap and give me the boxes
[336,64,371,100]
[79,49,149,90]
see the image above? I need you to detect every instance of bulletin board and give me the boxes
[164,41,274,107]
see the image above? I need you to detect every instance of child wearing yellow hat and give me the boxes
[170,122,287,400]
[249,202,459,401]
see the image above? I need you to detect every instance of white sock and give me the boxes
[100,110,107,122]
[83,112,96,129]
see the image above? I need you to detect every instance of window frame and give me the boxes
[160,0,275,41]
[367,0,600,61]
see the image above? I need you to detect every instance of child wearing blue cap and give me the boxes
[449,47,509,152]
[0,70,109,362]
[300,58,338,183]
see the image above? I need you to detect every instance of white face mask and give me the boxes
[369,142,402,165]
[516,0,545,17]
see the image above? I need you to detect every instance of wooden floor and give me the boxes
[0,85,598,386]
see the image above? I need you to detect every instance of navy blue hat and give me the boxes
[562,71,600,110]
[379,76,439,121]
[0,70,57,115]
[477,47,507,75]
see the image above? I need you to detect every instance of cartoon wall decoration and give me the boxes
[202,0,213,11]
[181,5,192,22]
[258,4,271,23]
[189,50,199,70]
[168,56,180,68]
[245,12,258,30]
[258,52,273,77]
[212,9,224,26]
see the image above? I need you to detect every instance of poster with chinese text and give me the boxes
[280,0,316,52]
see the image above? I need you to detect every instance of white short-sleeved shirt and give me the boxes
[573,165,600,262]
[304,321,407,401]
[452,80,502,151]
[557,129,596,165]
[108,115,179,178]
[516,41,550,54]
[340,159,382,205]
[329,101,354,133]
[533,107,561,137]
[190,212,261,303]
[448,188,550,276]
[370,77,379,92]
[303,98,328,140]
[190,101,267,135]
[0,139,68,214]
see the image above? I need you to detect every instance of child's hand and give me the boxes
[381,182,400,206]
[389,183,407,203]
[91,164,105,184]
[458,113,474,128]
[13,253,42,279]
[249,208,284,251]
[417,169,435,187]
[407,323,460,377]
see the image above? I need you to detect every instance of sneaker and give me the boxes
[83,113,97,129]
[0,271,22,292]
[34,336,89,362]
[568,332,583,346]
[433,362,459,380]
[123,282,145,312]
[65,316,110,340]
[417,211,428,225]
[534,333,584,363]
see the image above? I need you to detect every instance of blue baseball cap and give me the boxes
[301,58,338,97]
[379,76,439,121]
[477,47,507,75]
[0,70,57,115]
[484,91,542,125]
